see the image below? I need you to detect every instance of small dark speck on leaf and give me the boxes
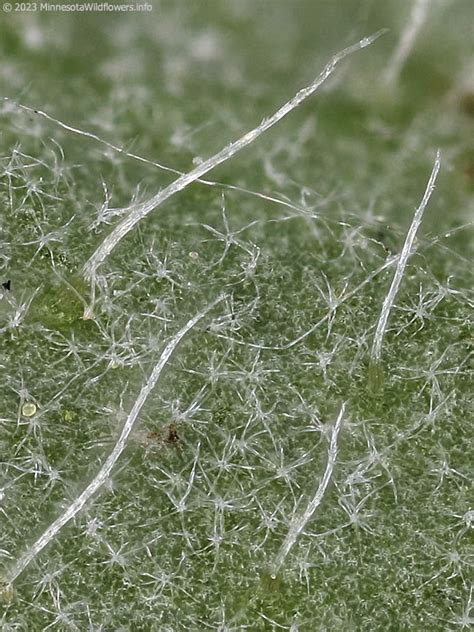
[1,280,11,291]
[460,92,474,117]
[464,161,474,182]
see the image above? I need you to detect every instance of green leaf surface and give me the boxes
[1,2,472,630]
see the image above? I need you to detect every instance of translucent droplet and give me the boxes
[21,402,37,417]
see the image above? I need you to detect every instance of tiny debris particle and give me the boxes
[146,430,161,443]
[21,402,37,417]
[0,578,15,603]
[63,410,76,423]
[165,423,179,443]
[188,251,199,260]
